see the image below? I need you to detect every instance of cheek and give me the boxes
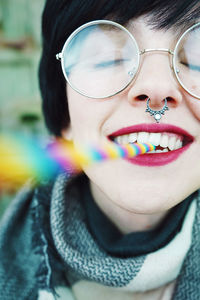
[185,95,200,121]
[66,88,97,142]
[66,86,119,143]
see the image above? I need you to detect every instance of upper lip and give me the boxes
[108,123,194,144]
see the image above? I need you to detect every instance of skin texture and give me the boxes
[62,16,200,233]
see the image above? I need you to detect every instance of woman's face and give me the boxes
[63,16,200,214]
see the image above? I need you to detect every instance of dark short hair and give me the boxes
[39,0,200,136]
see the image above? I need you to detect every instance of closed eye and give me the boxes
[181,61,200,72]
[94,58,130,69]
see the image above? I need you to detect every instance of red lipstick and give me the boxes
[109,123,194,167]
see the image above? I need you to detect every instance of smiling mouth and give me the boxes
[108,124,194,166]
[110,131,192,153]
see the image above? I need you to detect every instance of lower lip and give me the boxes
[126,143,192,166]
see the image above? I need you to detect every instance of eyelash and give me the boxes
[181,61,200,72]
[94,58,130,68]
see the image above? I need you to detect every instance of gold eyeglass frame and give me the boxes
[56,20,200,100]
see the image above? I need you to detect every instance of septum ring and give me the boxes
[145,98,169,123]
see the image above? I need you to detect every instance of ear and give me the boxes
[61,125,73,141]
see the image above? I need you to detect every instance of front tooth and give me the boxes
[149,133,161,146]
[160,134,169,148]
[137,132,149,143]
[168,136,176,151]
[129,133,137,143]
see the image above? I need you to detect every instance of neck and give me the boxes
[90,182,169,234]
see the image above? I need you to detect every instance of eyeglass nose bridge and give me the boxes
[139,48,174,55]
[138,48,177,75]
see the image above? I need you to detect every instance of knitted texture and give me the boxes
[0,183,39,300]
[172,190,200,299]
[50,173,197,294]
[0,172,199,299]
[50,173,145,287]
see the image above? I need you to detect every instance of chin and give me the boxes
[84,159,200,216]
[106,180,199,215]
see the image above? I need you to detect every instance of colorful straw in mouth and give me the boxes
[0,133,155,187]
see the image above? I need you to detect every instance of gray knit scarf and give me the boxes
[48,173,200,299]
[0,172,200,300]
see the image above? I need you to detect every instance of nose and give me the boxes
[127,52,183,109]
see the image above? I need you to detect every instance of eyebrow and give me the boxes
[174,19,200,35]
[146,15,200,40]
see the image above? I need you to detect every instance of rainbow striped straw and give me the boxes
[0,133,155,187]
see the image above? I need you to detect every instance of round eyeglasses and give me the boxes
[56,20,200,99]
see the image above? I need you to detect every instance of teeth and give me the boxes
[115,136,122,144]
[168,136,176,151]
[121,135,129,144]
[148,149,169,154]
[175,139,182,150]
[148,150,156,153]
[160,134,169,148]
[129,133,137,143]
[114,131,184,152]
[156,149,169,153]
[148,133,161,146]
[137,132,149,143]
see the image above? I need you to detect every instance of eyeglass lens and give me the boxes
[174,23,200,99]
[62,23,139,98]
[61,21,200,99]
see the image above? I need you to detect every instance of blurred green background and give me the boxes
[0,0,47,217]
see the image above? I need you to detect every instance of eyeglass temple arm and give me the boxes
[56,49,174,61]
[56,48,174,63]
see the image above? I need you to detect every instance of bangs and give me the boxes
[106,0,200,30]
[45,0,200,47]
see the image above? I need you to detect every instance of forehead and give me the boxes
[123,16,200,43]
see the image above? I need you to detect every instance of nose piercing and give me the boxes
[145,98,169,123]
